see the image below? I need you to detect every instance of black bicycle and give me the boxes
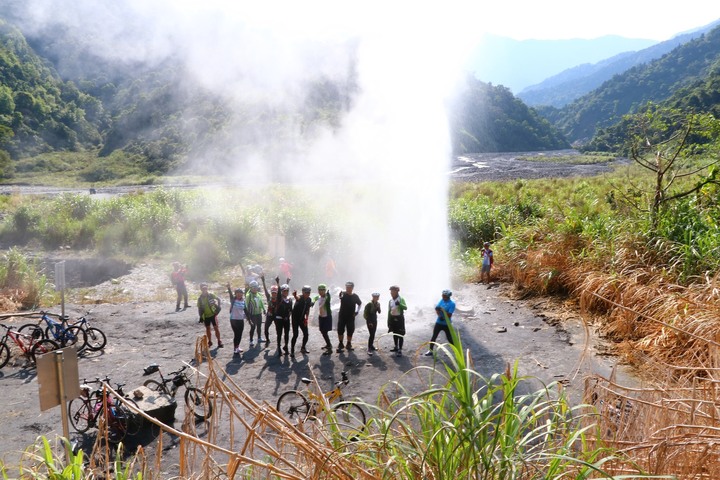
[142,364,213,421]
[62,315,107,351]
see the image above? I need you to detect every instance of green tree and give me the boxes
[624,106,720,229]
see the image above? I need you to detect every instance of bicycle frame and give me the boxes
[1,325,37,353]
[39,312,71,340]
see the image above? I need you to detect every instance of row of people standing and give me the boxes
[195,272,456,359]
[219,276,410,358]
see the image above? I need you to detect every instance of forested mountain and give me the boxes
[0,14,568,177]
[0,20,103,166]
[449,77,569,153]
[518,21,720,108]
[545,24,720,144]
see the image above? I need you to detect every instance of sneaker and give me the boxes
[183,305,189,310]
[424,350,434,357]
[322,349,332,356]
[264,338,270,343]
[217,342,224,348]
[300,348,309,354]
[283,346,289,355]
[175,307,181,312]
[367,349,373,356]
[336,343,344,353]
[396,350,402,357]
[208,341,213,347]
[238,347,243,354]
[389,347,398,352]
[346,343,354,351]
[249,340,255,347]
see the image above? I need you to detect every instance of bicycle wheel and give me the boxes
[68,398,93,433]
[276,390,310,424]
[331,401,366,440]
[143,379,167,393]
[116,398,142,436]
[185,386,213,421]
[105,405,129,443]
[0,342,10,368]
[18,323,44,340]
[59,326,87,350]
[30,339,60,363]
[84,327,107,351]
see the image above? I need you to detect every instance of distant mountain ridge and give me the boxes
[519,19,720,107]
[465,34,658,93]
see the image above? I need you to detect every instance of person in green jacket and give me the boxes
[197,283,223,348]
[387,285,407,357]
[245,280,266,348]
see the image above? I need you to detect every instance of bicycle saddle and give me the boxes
[301,377,312,385]
[143,363,160,375]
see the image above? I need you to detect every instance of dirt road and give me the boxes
[0,260,635,471]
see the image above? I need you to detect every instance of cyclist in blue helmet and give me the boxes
[424,289,456,356]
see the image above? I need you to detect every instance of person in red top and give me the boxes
[171,261,189,312]
[279,257,293,281]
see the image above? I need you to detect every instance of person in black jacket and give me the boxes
[291,285,314,356]
[274,281,293,356]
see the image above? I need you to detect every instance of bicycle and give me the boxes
[142,364,213,421]
[0,323,60,368]
[62,315,107,351]
[36,311,87,350]
[276,371,366,439]
[67,377,141,443]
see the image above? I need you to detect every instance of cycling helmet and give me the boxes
[234,288,244,294]
[318,283,327,291]
[442,289,452,297]
[270,285,279,292]
[200,282,208,288]
[389,285,400,291]
[345,281,354,288]
[371,292,380,297]
[249,280,259,289]
[280,284,290,292]
[301,285,312,294]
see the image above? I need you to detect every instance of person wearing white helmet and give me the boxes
[337,281,362,353]
[290,285,314,356]
[274,281,293,356]
[314,284,333,355]
[245,280,266,347]
[197,283,223,349]
[424,289,457,356]
[261,274,279,344]
[226,283,248,355]
[388,285,407,357]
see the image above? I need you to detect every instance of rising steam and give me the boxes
[14,0,483,304]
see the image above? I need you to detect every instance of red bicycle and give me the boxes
[0,323,60,368]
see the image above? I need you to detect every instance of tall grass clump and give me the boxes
[348,326,641,479]
[0,247,48,309]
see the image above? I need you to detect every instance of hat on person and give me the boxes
[442,289,452,297]
[389,285,400,291]
[270,285,279,292]
[345,281,354,288]
[301,285,312,294]
[200,282,208,288]
[484,241,491,246]
[371,292,380,298]
[280,284,290,292]
[318,283,327,290]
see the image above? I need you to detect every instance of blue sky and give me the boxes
[480,2,720,40]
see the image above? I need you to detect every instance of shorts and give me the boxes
[337,315,355,336]
[481,264,491,273]
[319,316,332,333]
[202,315,217,327]
[388,315,406,336]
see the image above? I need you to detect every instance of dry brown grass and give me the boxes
[86,336,380,479]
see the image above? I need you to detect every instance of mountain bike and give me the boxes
[0,323,60,368]
[142,364,213,421]
[276,371,366,439]
[67,377,141,443]
[35,311,87,350]
[61,315,107,351]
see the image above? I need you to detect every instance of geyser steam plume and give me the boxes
[17,0,483,304]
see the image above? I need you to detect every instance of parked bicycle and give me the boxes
[35,311,87,350]
[61,314,107,351]
[0,323,60,368]
[67,377,141,443]
[142,364,213,421]
[276,371,366,439]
